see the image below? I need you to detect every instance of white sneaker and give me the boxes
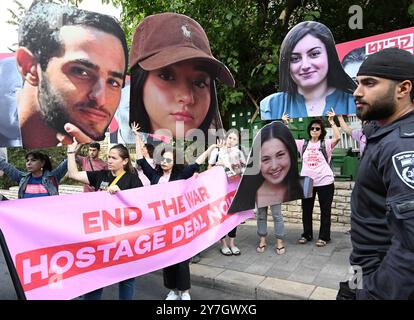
[180,291,191,300]
[165,290,180,300]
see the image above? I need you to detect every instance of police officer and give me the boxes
[337,47,414,300]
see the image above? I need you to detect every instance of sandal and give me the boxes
[316,239,327,247]
[220,246,232,256]
[230,246,241,256]
[256,244,266,253]
[298,237,308,244]
[275,246,285,255]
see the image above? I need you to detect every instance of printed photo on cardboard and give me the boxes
[260,21,356,121]
[228,121,313,213]
[13,2,128,149]
[128,13,234,144]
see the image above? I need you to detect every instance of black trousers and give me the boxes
[301,183,334,242]
[221,227,237,240]
[163,259,191,291]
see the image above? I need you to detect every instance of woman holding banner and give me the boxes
[208,129,246,256]
[132,122,217,300]
[0,151,67,199]
[260,21,356,120]
[67,141,143,300]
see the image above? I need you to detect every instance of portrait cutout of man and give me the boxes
[15,2,128,149]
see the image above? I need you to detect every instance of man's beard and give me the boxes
[38,74,106,141]
[356,83,397,121]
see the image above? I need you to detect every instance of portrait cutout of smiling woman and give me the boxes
[228,121,313,214]
[128,13,235,142]
[260,21,356,120]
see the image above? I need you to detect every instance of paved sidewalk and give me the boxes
[189,220,352,300]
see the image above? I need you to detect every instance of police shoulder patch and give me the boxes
[392,151,414,189]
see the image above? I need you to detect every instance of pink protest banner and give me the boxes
[336,26,414,61]
[0,167,253,300]
[336,27,414,79]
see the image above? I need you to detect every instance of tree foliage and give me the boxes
[8,0,414,125]
[109,0,414,125]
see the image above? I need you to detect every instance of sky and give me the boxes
[0,0,122,52]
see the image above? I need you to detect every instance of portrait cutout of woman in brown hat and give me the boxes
[129,12,235,142]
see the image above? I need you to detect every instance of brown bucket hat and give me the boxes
[129,12,235,87]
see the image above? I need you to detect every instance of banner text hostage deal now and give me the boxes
[17,191,233,291]
[0,167,253,299]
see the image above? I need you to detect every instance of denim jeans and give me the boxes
[257,204,284,239]
[83,278,135,300]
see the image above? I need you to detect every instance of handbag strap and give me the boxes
[88,158,95,171]
[109,170,126,187]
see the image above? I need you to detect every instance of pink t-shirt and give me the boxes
[296,139,334,187]
[351,129,366,156]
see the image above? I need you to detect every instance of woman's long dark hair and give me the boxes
[228,121,303,213]
[279,21,356,98]
[25,151,52,172]
[129,64,222,143]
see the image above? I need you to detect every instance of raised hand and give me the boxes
[281,113,290,125]
[67,137,84,154]
[217,139,226,149]
[327,108,336,124]
[107,185,121,194]
[130,122,141,135]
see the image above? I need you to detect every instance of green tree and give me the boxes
[109,0,414,127]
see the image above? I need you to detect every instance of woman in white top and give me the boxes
[208,129,246,256]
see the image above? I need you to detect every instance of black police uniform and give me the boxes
[348,110,414,299]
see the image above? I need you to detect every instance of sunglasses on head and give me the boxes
[161,157,173,164]
[310,127,321,132]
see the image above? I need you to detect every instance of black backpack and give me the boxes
[301,140,330,164]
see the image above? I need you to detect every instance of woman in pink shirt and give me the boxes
[289,112,340,247]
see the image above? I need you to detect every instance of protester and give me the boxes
[77,142,107,192]
[128,12,235,140]
[16,2,128,148]
[284,112,340,247]
[0,169,7,201]
[208,129,246,177]
[256,204,286,255]
[208,129,246,256]
[337,115,367,156]
[67,140,143,300]
[337,48,414,299]
[260,21,356,120]
[135,141,155,186]
[0,151,67,199]
[132,122,217,300]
